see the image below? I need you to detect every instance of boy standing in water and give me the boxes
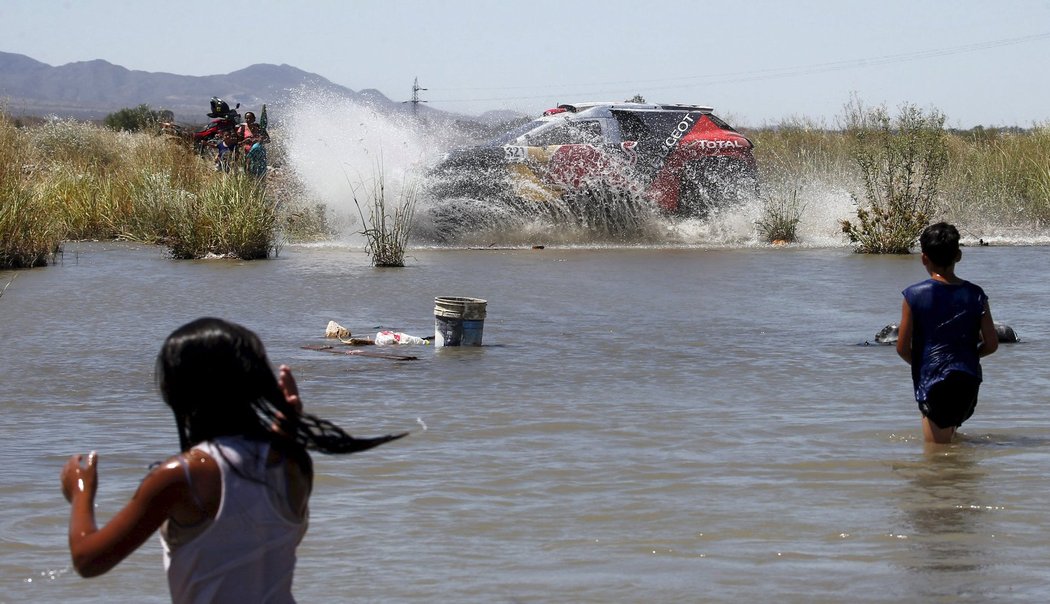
[897,222,999,444]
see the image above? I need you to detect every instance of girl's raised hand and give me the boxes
[61,451,98,504]
[277,365,302,416]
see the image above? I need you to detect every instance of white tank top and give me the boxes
[161,436,308,604]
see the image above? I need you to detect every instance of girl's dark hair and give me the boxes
[919,222,961,267]
[156,317,405,454]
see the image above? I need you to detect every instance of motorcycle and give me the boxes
[192,97,241,155]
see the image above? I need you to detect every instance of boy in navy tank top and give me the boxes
[896,223,999,444]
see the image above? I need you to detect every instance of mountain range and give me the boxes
[0,51,519,127]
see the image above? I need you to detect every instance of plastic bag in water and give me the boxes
[375,331,428,346]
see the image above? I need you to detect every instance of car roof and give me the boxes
[556,102,715,113]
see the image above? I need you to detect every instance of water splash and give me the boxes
[279,88,1050,248]
[280,87,440,241]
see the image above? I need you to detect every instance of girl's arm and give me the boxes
[896,299,914,365]
[61,452,192,577]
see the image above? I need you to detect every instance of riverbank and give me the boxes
[3,111,1048,268]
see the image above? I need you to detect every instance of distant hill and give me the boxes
[0,51,471,126]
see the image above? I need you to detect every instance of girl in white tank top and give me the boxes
[61,317,407,603]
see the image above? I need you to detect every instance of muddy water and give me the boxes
[2,241,1048,603]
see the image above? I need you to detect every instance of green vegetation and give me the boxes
[0,116,62,267]
[756,186,805,244]
[3,103,1050,268]
[167,174,279,259]
[103,104,167,132]
[939,125,1050,226]
[353,168,418,267]
[0,111,322,268]
[838,99,949,253]
[750,113,1050,251]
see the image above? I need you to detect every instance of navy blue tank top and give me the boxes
[902,279,987,402]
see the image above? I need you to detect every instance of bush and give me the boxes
[840,99,949,253]
[103,104,166,133]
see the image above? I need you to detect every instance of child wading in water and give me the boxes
[61,317,406,603]
[896,222,999,444]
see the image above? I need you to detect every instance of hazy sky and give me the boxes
[3,0,1049,127]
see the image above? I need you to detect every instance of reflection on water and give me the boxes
[899,446,990,575]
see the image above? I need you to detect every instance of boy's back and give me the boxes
[896,222,998,443]
[903,278,987,401]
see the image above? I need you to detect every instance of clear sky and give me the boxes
[3,0,1049,128]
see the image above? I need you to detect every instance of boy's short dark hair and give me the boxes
[920,222,960,266]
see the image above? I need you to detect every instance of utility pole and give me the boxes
[404,77,427,119]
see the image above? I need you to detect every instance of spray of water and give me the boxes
[280,88,439,243]
[279,88,1047,248]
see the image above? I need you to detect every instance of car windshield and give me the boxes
[488,116,606,147]
[522,119,604,146]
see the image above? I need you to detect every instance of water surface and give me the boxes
[1,242,1047,603]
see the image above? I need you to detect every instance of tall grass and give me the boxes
[750,117,855,187]
[0,112,293,267]
[756,186,806,243]
[352,169,418,267]
[940,126,1050,226]
[0,117,62,267]
[167,174,280,259]
[4,108,1050,268]
[751,117,1050,243]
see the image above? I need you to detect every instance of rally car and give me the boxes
[427,102,758,219]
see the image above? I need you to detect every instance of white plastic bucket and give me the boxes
[434,297,487,347]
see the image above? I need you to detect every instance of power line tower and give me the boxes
[404,77,427,119]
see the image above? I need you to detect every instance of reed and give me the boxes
[166,173,280,260]
[264,166,336,242]
[756,186,806,244]
[0,184,64,268]
[940,125,1050,226]
[0,273,15,299]
[0,116,63,268]
[116,134,215,243]
[750,117,855,185]
[1,111,293,262]
[352,168,418,267]
[751,117,1050,240]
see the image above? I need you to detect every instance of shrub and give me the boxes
[839,99,949,253]
[103,104,166,133]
